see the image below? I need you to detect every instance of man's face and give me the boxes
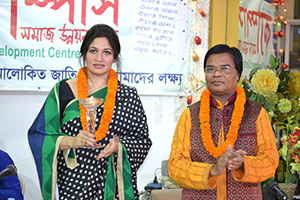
[205,53,239,98]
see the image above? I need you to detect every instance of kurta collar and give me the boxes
[210,92,237,108]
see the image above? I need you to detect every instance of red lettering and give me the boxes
[81,0,87,25]
[25,0,49,7]
[25,0,75,24]
[239,6,272,57]
[20,27,56,42]
[10,0,17,39]
[92,0,119,26]
[51,0,75,24]
[10,0,119,40]
[59,24,88,45]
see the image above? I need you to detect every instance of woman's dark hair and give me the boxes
[80,24,121,72]
[203,44,243,80]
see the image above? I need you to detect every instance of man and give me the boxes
[0,149,23,200]
[168,44,279,199]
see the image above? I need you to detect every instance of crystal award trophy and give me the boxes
[79,96,103,147]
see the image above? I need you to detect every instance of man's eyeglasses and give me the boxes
[204,65,233,74]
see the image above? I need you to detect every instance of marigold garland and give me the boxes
[77,67,118,142]
[200,86,246,158]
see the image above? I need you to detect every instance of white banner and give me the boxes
[238,0,277,75]
[0,0,189,95]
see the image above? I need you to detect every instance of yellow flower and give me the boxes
[288,72,300,98]
[251,69,279,96]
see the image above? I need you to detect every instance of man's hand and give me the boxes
[96,135,119,160]
[227,149,247,171]
[210,145,233,177]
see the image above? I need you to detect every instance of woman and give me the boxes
[28,24,152,200]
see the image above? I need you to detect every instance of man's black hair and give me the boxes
[203,44,243,79]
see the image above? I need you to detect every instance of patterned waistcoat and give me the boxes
[182,94,263,200]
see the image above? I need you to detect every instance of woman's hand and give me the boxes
[72,130,97,149]
[96,135,119,160]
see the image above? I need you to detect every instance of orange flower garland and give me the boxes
[200,86,246,158]
[77,67,118,142]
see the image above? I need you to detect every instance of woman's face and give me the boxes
[85,37,115,78]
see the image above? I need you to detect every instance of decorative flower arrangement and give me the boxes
[240,55,300,184]
[278,117,300,184]
[241,55,300,128]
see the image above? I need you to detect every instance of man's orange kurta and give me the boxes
[168,97,279,199]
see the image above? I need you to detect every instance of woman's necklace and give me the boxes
[77,67,118,142]
[200,86,246,158]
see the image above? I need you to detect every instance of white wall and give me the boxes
[0,91,186,199]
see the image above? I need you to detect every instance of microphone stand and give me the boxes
[266,181,290,200]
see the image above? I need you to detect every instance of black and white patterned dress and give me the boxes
[56,81,152,200]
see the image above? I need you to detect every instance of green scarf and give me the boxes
[104,143,135,200]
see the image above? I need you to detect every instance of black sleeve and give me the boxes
[59,80,75,122]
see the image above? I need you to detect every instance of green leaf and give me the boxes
[268,55,281,70]
[249,67,261,80]
[294,141,300,148]
[269,55,276,65]
[277,126,286,130]
[279,145,288,160]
